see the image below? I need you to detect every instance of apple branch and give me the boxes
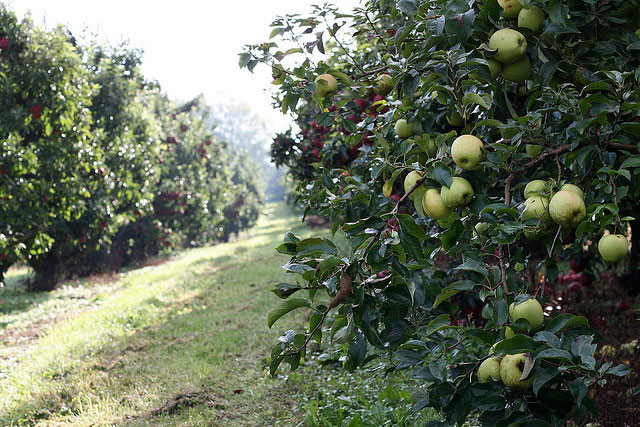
[324,21,366,74]
[554,154,562,182]
[541,225,563,299]
[294,269,352,354]
[609,175,621,233]
[362,12,398,61]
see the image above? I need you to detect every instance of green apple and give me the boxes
[518,6,545,32]
[447,111,464,127]
[523,227,549,240]
[473,222,489,241]
[451,134,485,170]
[561,183,584,200]
[374,73,393,96]
[636,29,640,38]
[501,54,531,83]
[422,188,452,220]
[404,171,426,199]
[470,59,502,82]
[477,357,502,383]
[524,180,549,199]
[395,119,414,139]
[413,188,427,217]
[500,353,534,389]
[598,234,629,262]
[498,0,523,19]
[509,297,544,330]
[549,190,586,228]
[440,177,474,208]
[521,195,551,223]
[489,29,528,64]
[315,73,338,97]
[526,144,543,158]
[487,59,503,81]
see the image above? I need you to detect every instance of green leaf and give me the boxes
[533,365,561,395]
[607,364,632,377]
[296,237,338,256]
[545,314,589,334]
[397,214,427,240]
[267,298,309,328]
[433,281,475,309]
[425,314,453,335]
[493,335,545,355]
[396,0,418,16]
[570,378,587,408]
[428,163,453,188]
[383,168,404,197]
[455,256,488,278]
[536,348,574,362]
[462,92,489,110]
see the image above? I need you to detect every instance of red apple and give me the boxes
[570,259,585,272]
[354,98,368,111]
[0,38,9,50]
[31,105,42,120]
[615,300,630,311]
[567,281,582,292]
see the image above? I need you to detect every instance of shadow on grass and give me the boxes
[0,253,303,425]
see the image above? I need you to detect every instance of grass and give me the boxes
[0,202,440,426]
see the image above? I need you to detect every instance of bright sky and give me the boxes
[9,0,361,134]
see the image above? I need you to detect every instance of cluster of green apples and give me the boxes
[314,72,393,100]
[403,134,485,221]
[478,296,544,389]
[520,180,586,238]
[521,180,629,261]
[486,0,545,83]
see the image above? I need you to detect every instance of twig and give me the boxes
[609,175,620,233]
[554,154,562,182]
[363,12,397,61]
[541,225,562,299]
[294,270,352,354]
[325,21,366,74]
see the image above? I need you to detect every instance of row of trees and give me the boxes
[243,0,638,424]
[0,6,262,291]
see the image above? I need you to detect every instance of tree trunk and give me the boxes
[27,249,68,292]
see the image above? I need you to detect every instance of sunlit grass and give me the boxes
[0,202,440,426]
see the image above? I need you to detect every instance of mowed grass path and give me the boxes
[0,202,321,425]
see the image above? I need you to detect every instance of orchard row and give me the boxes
[0,6,262,291]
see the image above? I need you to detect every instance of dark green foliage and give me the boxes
[242,0,639,424]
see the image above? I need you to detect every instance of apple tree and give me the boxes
[0,8,100,288]
[242,0,639,424]
[0,6,263,290]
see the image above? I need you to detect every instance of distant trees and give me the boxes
[0,6,262,291]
